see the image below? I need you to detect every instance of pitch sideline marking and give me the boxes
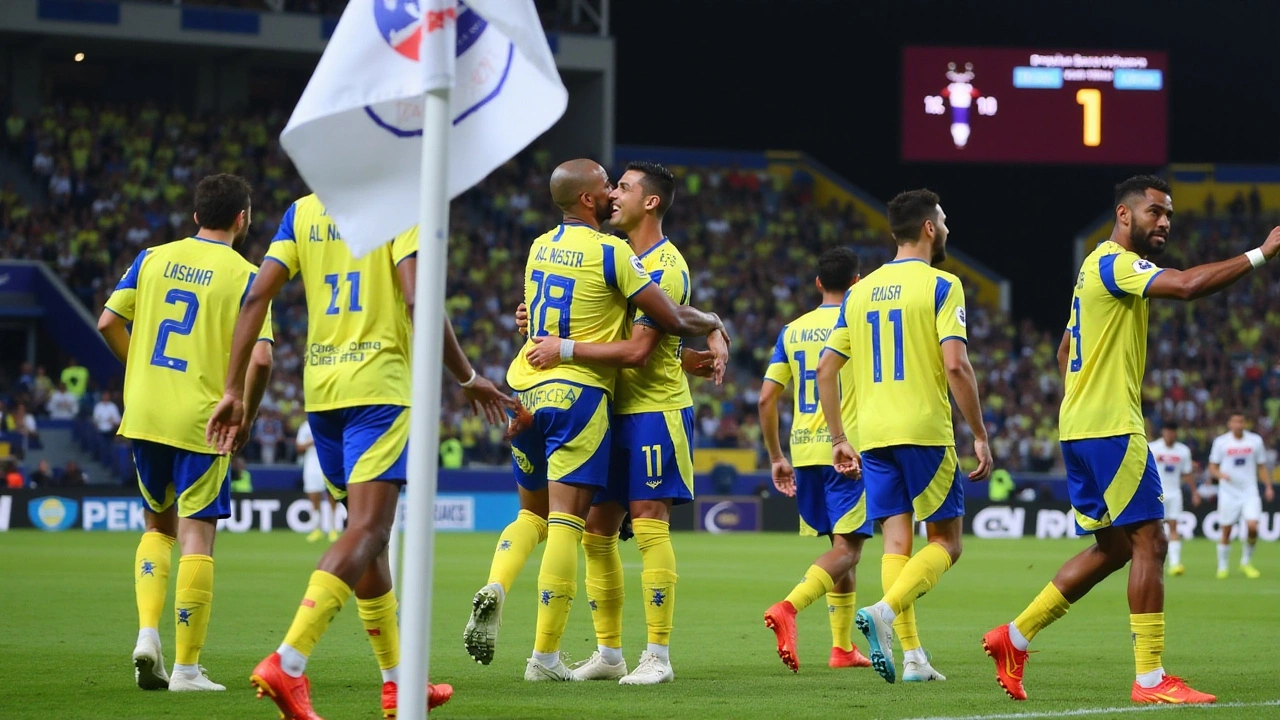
[899,699,1280,720]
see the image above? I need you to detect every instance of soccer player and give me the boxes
[297,419,339,543]
[1208,413,1275,579]
[97,174,275,692]
[984,176,1280,704]
[489,158,726,683]
[818,189,992,685]
[759,246,875,674]
[1148,421,1197,576]
[207,194,515,719]
[517,161,729,685]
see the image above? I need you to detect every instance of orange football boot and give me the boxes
[829,645,873,669]
[764,601,800,672]
[1131,675,1216,704]
[982,625,1029,701]
[381,679,455,717]
[250,653,324,720]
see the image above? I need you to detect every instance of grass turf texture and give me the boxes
[1,531,1277,720]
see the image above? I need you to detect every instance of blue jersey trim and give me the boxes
[396,251,417,267]
[762,377,786,386]
[886,258,927,265]
[626,280,653,300]
[116,249,149,291]
[551,224,568,242]
[272,203,298,242]
[601,243,618,289]
[240,272,256,308]
[769,326,788,364]
[104,306,130,321]
[821,347,850,360]
[818,303,841,308]
[191,235,232,247]
[833,308,848,329]
[1098,254,1126,298]
[637,237,670,260]
[262,256,291,273]
[1141,269,1165,297]
[258,337,275,345]
[939,335,968,345]
[934,276,953,316]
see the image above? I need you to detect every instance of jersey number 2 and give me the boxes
[866,309,904,383]
[150,289,199,372]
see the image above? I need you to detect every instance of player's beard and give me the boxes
[231,221,249,250]
[1130,223,1167,258]
[593,196,612,226]
[931,231,948,264]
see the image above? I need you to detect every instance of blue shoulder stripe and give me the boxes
[1098,254,1125,298]
[934,276,953,315]
[601,244,618,289]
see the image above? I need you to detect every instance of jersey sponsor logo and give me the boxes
[1132,259,1158,273]
[629,254,647,277]
[511,446,535,475]
[1225,446,1254,456]
[517,383,579,412]
[956,306,967,328]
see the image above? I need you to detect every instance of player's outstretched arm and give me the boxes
[816,349,859,478]
[757,379,795,497]
[444,313,521,426]
[97,310,131,364]
[942,339,992,480]
[1145,225,1280,300]
[207,261,288,453]
[629,284,728,342]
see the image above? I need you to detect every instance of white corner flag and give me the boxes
[280,0,567,257]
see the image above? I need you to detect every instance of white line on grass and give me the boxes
[899,699,1280,720]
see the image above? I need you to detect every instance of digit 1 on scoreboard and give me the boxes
[1076,88,1101,147]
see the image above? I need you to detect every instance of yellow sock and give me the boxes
[135,531,175,630]
[488,509,549,593]
[881,553,920,651]
[1130,612,1165,676]
[827,591,855,651]
[784,564,834,613]
[534,512,583,654]
[282,570,353,658]
[356,590,400,673]
[634,518,678,646]
[174,554,214,665]
[583,532,624,649]
[1012,582,1071,642]
[883,543,952,616]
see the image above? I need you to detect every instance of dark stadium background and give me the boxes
[612,0,1280,328]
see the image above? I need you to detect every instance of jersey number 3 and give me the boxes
[1068,297,1083,373]
[150,289,199,372]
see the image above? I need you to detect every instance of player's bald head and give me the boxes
[550,159,608,213]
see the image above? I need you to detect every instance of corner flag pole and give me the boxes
[397,85,452,720]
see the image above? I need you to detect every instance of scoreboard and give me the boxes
[901,47,1168,165]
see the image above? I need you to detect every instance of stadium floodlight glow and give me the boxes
[73,52,85,62]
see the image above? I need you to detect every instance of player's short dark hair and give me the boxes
[887,189,942,243]
[1162,421,1178,431]
[193,174,252,231]
[1114,175,1171,207]
[625,161,675,217]
[817,246,859,291]
[1229,411,1247,419]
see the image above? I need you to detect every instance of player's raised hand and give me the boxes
[968,438,993,481]
[681,348,717,379]
[462,374,521,426]
[515,302,529,336]
[1259,226,1280,260]
[205,394,245,456]
[771,457,796,497]
[832,439,861,479]
[525,335,562,370]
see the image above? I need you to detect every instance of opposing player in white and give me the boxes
[296,420,338,543]
[1148,421,1198,576]
[1207,413,1276,578]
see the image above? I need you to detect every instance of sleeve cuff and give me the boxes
[257,337,275,345]
[626,280,654,300]
[103,306,131,322]
[821,347,849,359]
[263,256,293,275]
[396,251,418,266]
[1141,269,1165,297]
[939,335,968,345]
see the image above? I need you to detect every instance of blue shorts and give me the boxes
[510,381,611,492]
[1061,434,1164,535]
[308,404,409,500]
[597,408,696,507]
[795,465,872,537]
[132,439,231,519]
[861,445,965,523]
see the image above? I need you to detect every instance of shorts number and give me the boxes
[1068,297,1083,372]
[530,270,575,337]
[641,444,663,478]
[794,350,819,413]
[324,271,363,315]
[150,289,199,371]
[866,308,904,382]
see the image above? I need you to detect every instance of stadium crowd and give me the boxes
[2,101,1279,482]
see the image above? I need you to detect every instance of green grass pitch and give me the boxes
[1,530,1278,719]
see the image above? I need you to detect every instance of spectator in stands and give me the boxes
[46,382,78,420]
[230,457,253,493]
[16,362,35,399]
[60,357,88,401]
[31,366,53,412]
[4,462,21,489]
[62,460,86,486]
[28,460,54,488]
[93,391,122,443]
[4,109,24,159]
[8,402,39,457]
[254,408,284,464]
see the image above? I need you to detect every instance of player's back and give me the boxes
[1060,240,1163,440]
[507,222,651,394]
[268,194,415,411]
[615,238,692,414]
[110,237,268,453]
[833,259,966,450]
[767,304,857,464]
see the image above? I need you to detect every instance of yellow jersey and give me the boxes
[1060,240,1163,440]
[824,258,967,450]
[507,223,652,394]
[764,304,857,467]
[106,237,274,453]
[615,238,693,415]
[267,194,416,411]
